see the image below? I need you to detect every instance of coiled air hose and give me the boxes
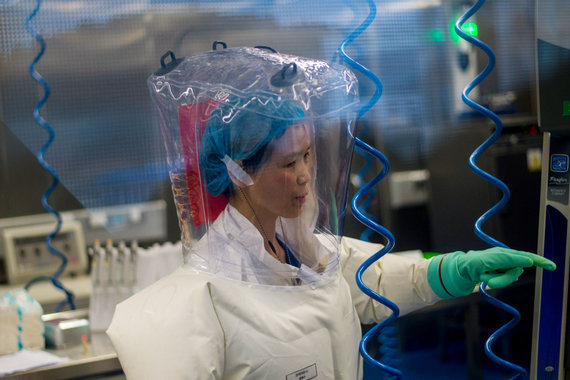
[337,0,402,378]
[24,0,76,312]
[456,1,525,378]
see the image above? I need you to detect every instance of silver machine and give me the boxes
[531,0,570,378]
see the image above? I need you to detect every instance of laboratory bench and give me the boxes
[0,276,124,379]
[0,332,123,380]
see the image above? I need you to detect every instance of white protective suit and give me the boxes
[107,204,441,379]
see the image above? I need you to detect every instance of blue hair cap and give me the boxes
[200,95,305,196]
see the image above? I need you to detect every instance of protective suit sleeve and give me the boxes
[340,236,441,325]
[106,268,225,380]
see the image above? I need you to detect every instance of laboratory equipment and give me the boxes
[88,239,182,332]
[531,0,570,378]
[0,289,44,355]
[0,201,166,286]
[43,309,90,349]
[1,219,86,285]
[89,240,126,332]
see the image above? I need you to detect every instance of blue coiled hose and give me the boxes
[24,0,76,312]
[338,2,377,243]
[351,140,402,379]
[456,1,525,378]
[352,120,378,242]
[337,0,402,378]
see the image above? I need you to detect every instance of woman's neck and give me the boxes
[230,194,286,262]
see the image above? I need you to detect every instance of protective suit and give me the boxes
[106,45,441,379]
[107,203,439,379]
[107,46,553,379]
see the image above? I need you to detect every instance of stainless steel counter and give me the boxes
[0,333,123,380]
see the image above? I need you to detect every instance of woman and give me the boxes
[108,93,554,379]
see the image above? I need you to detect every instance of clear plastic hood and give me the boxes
[148,46,359,285]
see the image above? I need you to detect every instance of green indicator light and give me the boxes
[429,28,445,42]
[462,22,479,37]
[564,101,570,116]
[449,19,460,43]
[450,19,479,43]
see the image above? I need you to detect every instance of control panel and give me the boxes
[0,201,167,285]
[2,220,87,284]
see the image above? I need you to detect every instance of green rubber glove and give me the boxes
[427,247,556,299]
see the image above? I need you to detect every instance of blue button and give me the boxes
[551,154,569,172]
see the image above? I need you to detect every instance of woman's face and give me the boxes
[245,123,313,220]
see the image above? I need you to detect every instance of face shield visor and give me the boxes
[148,47,359,285]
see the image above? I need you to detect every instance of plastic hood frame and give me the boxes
[148,46,359,285]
